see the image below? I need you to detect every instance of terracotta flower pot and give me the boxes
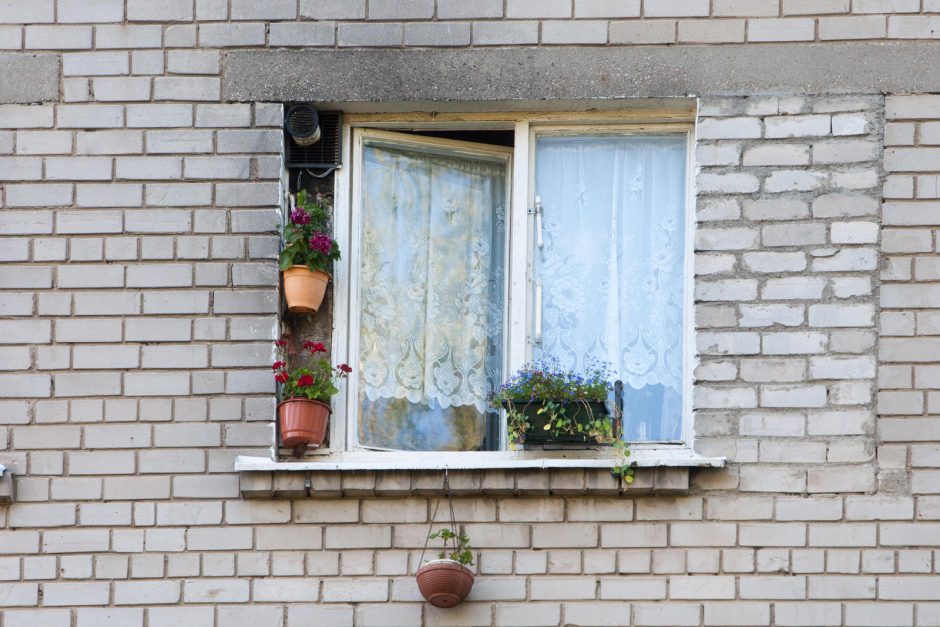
[416,560,474,608]
[277,398,331,457]
[282,265,330,314]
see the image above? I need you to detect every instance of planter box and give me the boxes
[506,400,612,446]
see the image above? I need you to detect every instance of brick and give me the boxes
[24,25,91,49]
[678,19,745,43]
[601,524,667,547]
[183,579,249,603]
[765,170,828,192]
[231,0,297,19]
[762,223,827,247]
[127,0,192,20]
[709,604,775,627]
[322,578,389,603]
[153,77,220,102]
[114,580,180,605]
[748,18,815,41]
[0,0,54,22]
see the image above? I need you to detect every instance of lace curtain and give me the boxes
[357,140,506,449]
[535,134,687,441]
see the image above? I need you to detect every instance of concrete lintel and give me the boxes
[224,43,940,106]
[0,54,60,103]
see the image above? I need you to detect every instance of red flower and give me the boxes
[274,371,289,383]
[274,340,287,347]
[338,363,352,373]
[272,361,285,370]
[297,374,314,387]
[304,341,326,353]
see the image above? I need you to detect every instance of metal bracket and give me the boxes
[0,463,14,504]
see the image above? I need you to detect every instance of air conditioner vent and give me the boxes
[285,108,342,169]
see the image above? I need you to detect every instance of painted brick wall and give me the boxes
[0,2,939,626]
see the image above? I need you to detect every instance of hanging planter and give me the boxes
[416,558,475,608]
[280,190,340,316]
[416,473,475,608]
[283,265,330,314]
[277,398,330,456]
[273,335,352,458]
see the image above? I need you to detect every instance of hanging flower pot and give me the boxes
[283,265,330,314]
[416,559,475,608]
[277,398,330,456]
[279,190,340,315]
[417,486,475,608]
[273,336,352,459]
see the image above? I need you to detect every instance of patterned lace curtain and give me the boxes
[357,140,506,450]
[535,134,687,441]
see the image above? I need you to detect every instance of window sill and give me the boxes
[235,450,725,499]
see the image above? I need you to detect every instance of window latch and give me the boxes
[529,196,543,248]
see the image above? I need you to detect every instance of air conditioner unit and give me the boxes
[284,105,343,170]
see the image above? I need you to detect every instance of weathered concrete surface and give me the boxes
[223,43,940,105]
[0,54,59,103]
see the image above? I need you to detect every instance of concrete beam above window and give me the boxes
[224,43,940,106]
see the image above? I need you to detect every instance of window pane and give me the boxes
[357,140,507,451]
[535,134,687,441]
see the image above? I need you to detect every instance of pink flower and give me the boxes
[290,207,310,225]
[308,232,334,255]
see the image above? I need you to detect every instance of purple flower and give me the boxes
[290,207,310,225]
[309,232,333,255]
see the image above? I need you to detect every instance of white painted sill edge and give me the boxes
[234,449,725,472]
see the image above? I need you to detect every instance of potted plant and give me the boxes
[273,334,351,457]
[490,359,634,482]
[416,528,475,608]
[279,190,340,314]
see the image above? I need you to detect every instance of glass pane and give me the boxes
[357,139,507,451]
[534,134,687,442]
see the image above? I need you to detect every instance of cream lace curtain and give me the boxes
[358,141,507,425]
[535,134,688,441]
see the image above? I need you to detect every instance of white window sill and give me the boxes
[235,449,725,472]
[235,450,724,499]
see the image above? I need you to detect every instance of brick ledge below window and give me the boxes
[236,451,725,499]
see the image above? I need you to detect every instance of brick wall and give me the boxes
[1,2,939,626]
[5,0,940,47]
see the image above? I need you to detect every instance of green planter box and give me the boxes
[506,400,612,446]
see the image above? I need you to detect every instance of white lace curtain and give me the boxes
[535,134,688,441]
[358,141,506,415]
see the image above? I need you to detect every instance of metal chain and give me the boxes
[419,469,458,565]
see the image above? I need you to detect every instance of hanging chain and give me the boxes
[419,469,458,565]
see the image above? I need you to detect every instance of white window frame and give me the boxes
[318,111,700,468]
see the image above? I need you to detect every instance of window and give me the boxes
[328,112,695,459]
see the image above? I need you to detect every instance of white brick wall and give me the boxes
[0,2,939,626]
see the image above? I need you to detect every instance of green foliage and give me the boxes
[428,528,474,566]
[273,336,351,403]
[492,359,634,483]
[279,189,341,272]
[490,358,610,407]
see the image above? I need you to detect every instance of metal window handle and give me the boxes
[534,282,542,344]
[535,195,543,248]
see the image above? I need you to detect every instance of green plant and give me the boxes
[490,359,634,483]
[279,189,340,273]
[428,528,474,566]
[490,359,612,447]
[273,335,351,403]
